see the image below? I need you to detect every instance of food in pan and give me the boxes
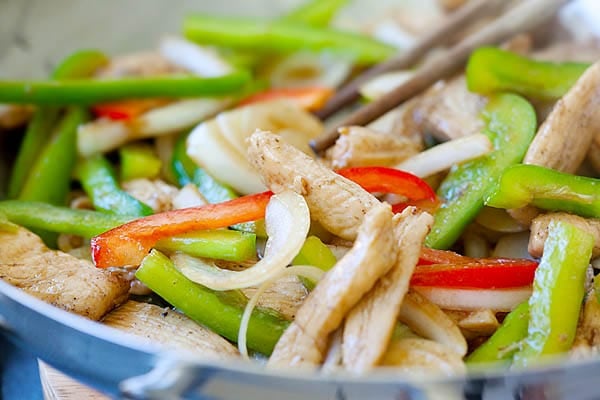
[1,0,600,376]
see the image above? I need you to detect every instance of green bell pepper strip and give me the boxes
[292,235,337,290]
[486,164,600,219]
[76,154,154,217]
[7,108,60,199]
[8,50,108,199]
[119,144,162,181]
[512,221,594,368]
[466,47,590,101]
[51,50,109,80]
[19,107,88,205]
[156,230,256,262]
[0,71,251,105]
[136,249,289,355]
[282,0,349,26]
[183,15,395,65]
[0,200,133,238]
[466,301,529,365]
[425,93,537,249]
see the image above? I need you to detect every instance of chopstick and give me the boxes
[315,0,507,120]
[311,0,570,153]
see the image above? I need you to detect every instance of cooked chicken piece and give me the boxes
[368,97,424,147]
[445,309,500,339]
[96,51,184,78]
[0,104,33,130]
[524,61,600,173]
[529,213,600,258]
[510,61,600,224]
[0,228,129,320]
[325,126,420,169]
[171,184,208,209]
[267,203,396,368]
[242,275,308,321]
[248,131,380,241]
[571,288,600,359]
[398,290,467,356]
[122,178,179,213]
[342,208,433,373]
[322,329,343,373]
[413,76,487,141]
[103,301,238,359]
[381,338,466,376]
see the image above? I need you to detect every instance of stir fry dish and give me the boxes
[2,0,600,377]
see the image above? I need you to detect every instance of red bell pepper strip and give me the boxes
[238,87,333,111]
[91,191,272,268]
[410,260,538,289]
[92,166,436,268]
[91,98,170,121]
[336,166,439,212]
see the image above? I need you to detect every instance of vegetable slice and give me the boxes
[172,190,310,290]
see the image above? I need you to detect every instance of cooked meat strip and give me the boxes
[588,139,600,175]
[0,228,129,320]
[248,131,379,240]
[242,274,308,321]
[380,338,466,375]
[398,290,467,356]
[122,178,179,213]
[267,203,396,368]
[412,76,487,142]
[325,126,420,169]
[445,309,500,340]
[572,286,600,360]
[529,212,600,258]
[342,207,433,373]
[103,301,238,359]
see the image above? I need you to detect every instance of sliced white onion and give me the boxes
[77,98,230,156]
[159,36,232,77]
[173,190,310,291]
[395,133,493,178]
[372,19,417,50]
[171,184,208,210]
[475,207,528,234]
[398,291,467,357]
[238,265,325,359]
[359,71,414,100]
[186,100,322,194]
[413,286,532,312]
[267,51,352,89]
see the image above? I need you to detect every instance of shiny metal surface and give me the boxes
[2,0,600,398]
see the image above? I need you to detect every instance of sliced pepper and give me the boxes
[282,0,349,27]
[466,301,529,365]
[183,15,394,65]
[239,87,333,111]
[8,50,107,199]
[76,155,154,217]
[0,200,132,238]
[136,249,288,355]
[156,230,256,262]
[336,166,439,212]
[486,164,600,219]
[0,71,251,105]
[92,98,170,121]
[466,47,589,101]
[425,93,537,249]
[292,235,337,290]
[119,144,162,181]
[91,191,272,268]
[410,260,538,289]
[512,220,594,368]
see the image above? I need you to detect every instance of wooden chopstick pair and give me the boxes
[311,0,570,153]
